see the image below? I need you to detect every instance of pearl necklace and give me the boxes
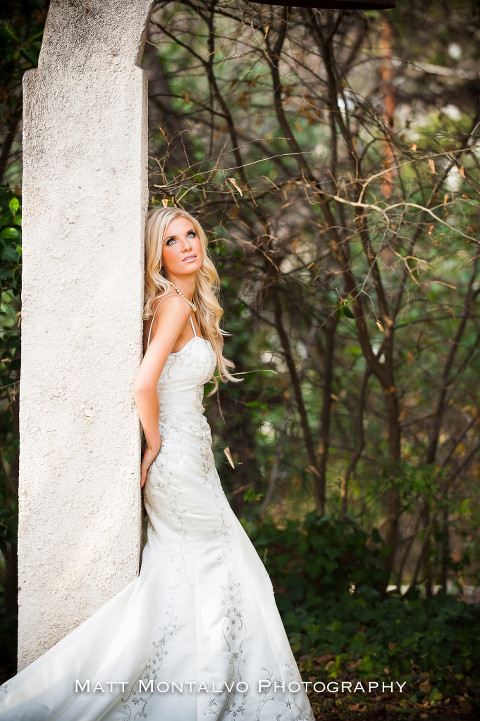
[169,280,197,312]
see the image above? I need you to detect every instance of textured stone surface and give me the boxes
[18,0,155,670]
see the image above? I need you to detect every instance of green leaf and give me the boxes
[243,488,264,503]
[19,47,39,66]
[28,28,45,43]
[9,197,19,216]
[1,245,20,263]
[1,227,19,240]
[0,23,19,43]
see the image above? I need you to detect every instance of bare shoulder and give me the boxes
[153,293,191,320]
[149,293,191,346]
[143,293,191,353]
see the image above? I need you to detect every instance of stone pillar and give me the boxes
[18,0,155,670]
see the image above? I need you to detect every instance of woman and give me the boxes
[0,207,315,721]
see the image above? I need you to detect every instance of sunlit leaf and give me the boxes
[224,446,235,469]
[227,177,243,197]
[9,197,19,216]
[1,227,19,240]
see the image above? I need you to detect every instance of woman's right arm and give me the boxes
[133,295,191,486]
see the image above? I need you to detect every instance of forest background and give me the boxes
[0,0,479,718]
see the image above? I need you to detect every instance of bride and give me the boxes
[0,207,315,720]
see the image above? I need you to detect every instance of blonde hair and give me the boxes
[143,206,242,396]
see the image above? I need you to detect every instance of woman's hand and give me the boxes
[140,441,161,489]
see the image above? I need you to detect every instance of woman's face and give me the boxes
[161,215,204,280]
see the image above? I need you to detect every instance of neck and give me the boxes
[167,275,195,302]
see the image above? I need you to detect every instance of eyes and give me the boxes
[165,230,196,246]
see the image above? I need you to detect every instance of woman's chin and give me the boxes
[178,261,202,274]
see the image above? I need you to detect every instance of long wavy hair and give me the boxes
[143,206,242,396]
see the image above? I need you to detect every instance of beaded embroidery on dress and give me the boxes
[0,295,315,721]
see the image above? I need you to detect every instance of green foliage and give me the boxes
[295,588,480,681]
[0,197,20,462]
[243,487,264,503]
[248,511,390,610]
[0,2,45,192]
[0,186,21,665]
[0,7,43,69]
[248,510,480,694]
[0,186,21,540]
[0,590,16,673]
[0,500,17,557]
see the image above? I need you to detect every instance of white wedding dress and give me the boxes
[0,295,315,721]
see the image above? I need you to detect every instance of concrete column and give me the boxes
[19,0,155,669]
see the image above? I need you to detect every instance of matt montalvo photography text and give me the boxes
[74,679,407,694]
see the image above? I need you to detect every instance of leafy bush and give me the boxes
[246,511,480,697]
[248,510,390,612]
